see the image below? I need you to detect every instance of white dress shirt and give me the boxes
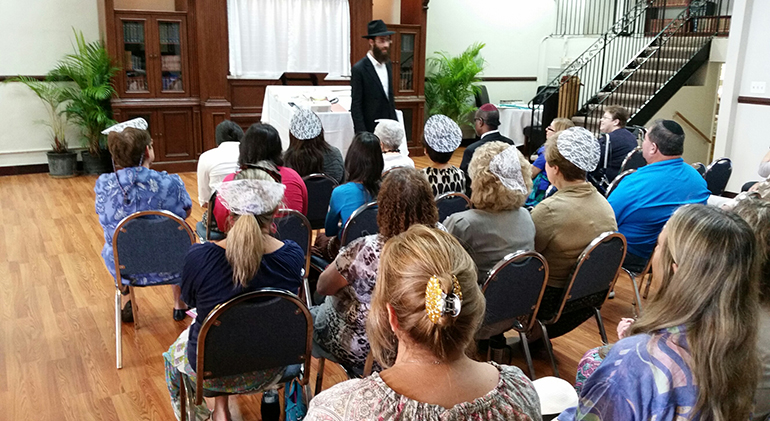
[382,152,415,173]
[480,130,500,139]
[367,51,389,97]
[196,142,240,206]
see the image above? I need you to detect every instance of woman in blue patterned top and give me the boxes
[558,204,760,421]
[95,123,193,322]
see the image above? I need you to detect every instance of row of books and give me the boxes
[159,23,180,44]
[161,55,182,72]
[123,22,144,44]
[124,52,145,72]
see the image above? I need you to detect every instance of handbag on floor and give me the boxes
[284,378,307,421]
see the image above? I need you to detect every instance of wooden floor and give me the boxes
[0,151,651,420]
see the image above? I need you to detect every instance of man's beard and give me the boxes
[372,46,390,63]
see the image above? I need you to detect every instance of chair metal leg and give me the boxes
[115,289,122,369]
[315,357,326,396]
[179,373,187,421]
[623,269,643,317]
[302,277,313,308]
[643,274,653,299]
[519,331,536,380]
[185,375,197,421]
[538,320,559,377]
[594,307,608,345]
[129,286,139,330]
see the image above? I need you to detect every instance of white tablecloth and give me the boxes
[498,106,542,147]
[261,85,407,157]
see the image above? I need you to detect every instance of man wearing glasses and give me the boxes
[459,103,515,188]
[351,20,398,134]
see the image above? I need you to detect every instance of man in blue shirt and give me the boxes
[608,119,709,272]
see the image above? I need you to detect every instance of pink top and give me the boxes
[213,166,308,230]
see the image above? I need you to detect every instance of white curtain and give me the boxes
[228,0,351,79]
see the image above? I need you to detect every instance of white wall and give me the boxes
[713,0,770,192]
[0,0,100,167]
[426,0,557,104]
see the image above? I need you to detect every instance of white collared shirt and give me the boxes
[367,51,389,97]
[196,141,241,206]
[480,130,500,140]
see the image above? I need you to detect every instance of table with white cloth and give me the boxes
[497,104,542,147]
[261,85,407,157]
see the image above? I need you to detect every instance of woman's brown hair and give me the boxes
[629,204,759,420]
[544,133,586,182]
[733,198,770,305]
[367,225,484,367]
[377,167,438,239]
[468,141,532,211]
[107,127,151,167]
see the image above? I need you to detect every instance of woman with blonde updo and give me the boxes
[306,225,541,420]
[444,141,535,283]
[95,121,193,323]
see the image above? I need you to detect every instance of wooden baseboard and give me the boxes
[0,163,52,177]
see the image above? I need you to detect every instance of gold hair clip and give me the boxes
[425,275,463,324]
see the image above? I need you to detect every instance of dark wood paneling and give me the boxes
[159,108,195,159]
[349,0,373,67]
[0,75,46,81]
[738,96,770,106]
[0,164,51,176]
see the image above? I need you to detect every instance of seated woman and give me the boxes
[95,119,192,322]
[283,107,345,184]
[531,127,617,338]
[213,123,307,231]
[313,132,383,260]
[444,142,535,283]
[374,119,414,172]
[557,204,759,421]
[163,167,305,421]
[526,117,574,207]
[312,168,439,373]
[421,114,466,198]
[306,225,541,420]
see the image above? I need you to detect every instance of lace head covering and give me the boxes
[489,145,527,194]
[102,118,148,135]
[217,179,285,216]
[556,127,601,172]
[289,107,323,140]
[423,114,462,153]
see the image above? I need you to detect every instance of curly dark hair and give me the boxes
[377,167,438,239]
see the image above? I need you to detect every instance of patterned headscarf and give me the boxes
[423,114,462,153]
[102,118,148,135]
[556,127,601,172]
[289,107,323,140]
[489,145,527,194]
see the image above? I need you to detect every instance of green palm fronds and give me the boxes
[48,29,120,155]
[425,43,486,128]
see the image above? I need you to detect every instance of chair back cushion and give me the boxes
[565,233,626,305]
[274,210,311,257]
[619,148,647,173]
[303,174,338,230]
[479,251,548,338]
[340,203,379,247]
[605,169,636,198]
[436,193,471,222]
[704,158,732,196]
[115,211,193,279]
[199,290,311,379]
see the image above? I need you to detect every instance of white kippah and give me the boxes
[289,108,323,140]
[489,145,527,194]
[423,114,462,153]
[532,376,579,415]
[102,118,148,135]
[556,126,601,172]
[217,179,285,216]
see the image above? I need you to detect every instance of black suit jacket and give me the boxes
[459,131,515,175]
[351,56,397,133]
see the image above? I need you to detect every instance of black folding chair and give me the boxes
[537,232,627,376]
[618,147,646,174]
[691,162,706,176]
[605,169,637,198]
[201,191,225,242]
[435,192,471,222]
[312,343,374,396]
[303,173,338,230]
[274,209,313,308]
[339,201,379,247]
[477,251,549,379]
[703,157,732,196]
[179,289,312,421]
[112,210,196,369]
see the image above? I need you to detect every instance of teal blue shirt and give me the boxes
[324,182,374,237]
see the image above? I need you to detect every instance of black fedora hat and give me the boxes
[363,19,395,39]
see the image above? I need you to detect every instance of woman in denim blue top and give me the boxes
[95,124,192,322]
[559,205,759,421]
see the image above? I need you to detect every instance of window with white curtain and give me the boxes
[228,0,351,79]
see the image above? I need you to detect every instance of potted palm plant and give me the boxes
[5,76,77,178]
[49,30,120,174]
[425,43,486,138]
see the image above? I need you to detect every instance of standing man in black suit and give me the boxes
[460,103,515,177]
[351,20,397,134]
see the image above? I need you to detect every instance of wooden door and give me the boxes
[152,16,189,97]
[157,108,195,161]
[390,25,421,97]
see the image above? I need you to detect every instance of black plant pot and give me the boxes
[81,149,114,175]
[47,151,78,178]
